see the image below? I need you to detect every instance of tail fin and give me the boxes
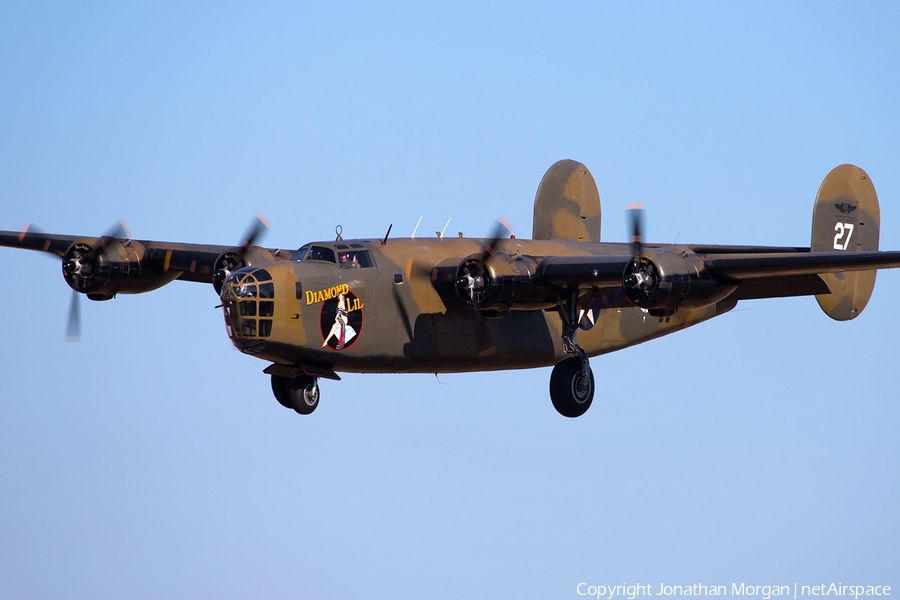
[533,160,601,243]
[811,164,880,320]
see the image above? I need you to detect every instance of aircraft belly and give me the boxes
[267,313,556,374]
[578,299,737,357]
[254,299,736,375]
[394,309,559,371]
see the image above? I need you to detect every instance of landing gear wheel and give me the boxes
[270,374,320,415]
[271,375,294,409]
[291,375,320,415]
[549,356,594,418]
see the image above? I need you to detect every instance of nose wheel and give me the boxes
[549,355,594,418]
[271,374,320,415]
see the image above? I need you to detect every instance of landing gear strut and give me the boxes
[550,290,595,418]
[271,374,320,415]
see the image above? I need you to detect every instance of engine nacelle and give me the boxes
[623,249,737,314]
[434,254,559,312]
[63,239,178,300]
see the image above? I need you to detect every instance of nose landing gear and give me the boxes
[271,374,320,415]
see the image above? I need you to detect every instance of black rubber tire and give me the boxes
[290,375,320,415]
[270,374,320,415]
[270,375,295,409]
[549,356,594,418]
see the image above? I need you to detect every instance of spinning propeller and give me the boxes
[628,204,644,267]
[62,215,269,340]
[240,215,269,255]
[63,221,130,341]
[455,219,512,306]
[622,204,659,305]
[212,214,270,294]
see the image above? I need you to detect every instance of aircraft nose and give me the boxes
[220,267,276,342]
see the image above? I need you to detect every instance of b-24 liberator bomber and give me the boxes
[2,160,899,417]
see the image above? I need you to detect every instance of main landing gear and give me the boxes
[271,374,320,415]
[550,353,594,418]
[549,292,595,418]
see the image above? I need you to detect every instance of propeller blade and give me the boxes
[103,220,129,240]
[624,204,646,294]
[96,220,130,254]
[70,220,129,289]
[627,204,644,264]
[211,216,271,294]
[240,214,270,253]
[61,221,129,342]
[65,290,81,342]
[478,218,513,263]
[20,222,46,237]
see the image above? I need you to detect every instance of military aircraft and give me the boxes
[2,160,900,418]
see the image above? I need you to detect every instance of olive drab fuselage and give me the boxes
[220,237,736,375]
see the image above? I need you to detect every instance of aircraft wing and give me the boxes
[704,250,900,279]
[706,250,900,304]
[0,226,294,302]
[534,247,900,319]
[536,244,816,287]
[0,230,81,258]
[142,240,258,284]
[537,254,633,289]
[0,229,237,282]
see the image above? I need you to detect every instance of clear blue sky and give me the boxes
[1,2,898,598]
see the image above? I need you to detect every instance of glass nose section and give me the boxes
[221,268,275,339]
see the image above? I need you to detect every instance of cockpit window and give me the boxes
[304,246,336,263]
[293,244,369,266]
[338,250,375,269]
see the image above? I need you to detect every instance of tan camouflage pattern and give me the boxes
[533,160,601,243]
[812,164,879,320]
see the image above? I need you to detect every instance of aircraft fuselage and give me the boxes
[221,237,734,375]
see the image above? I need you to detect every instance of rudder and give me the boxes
[811,164,880,320]
[533,160,601,243]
